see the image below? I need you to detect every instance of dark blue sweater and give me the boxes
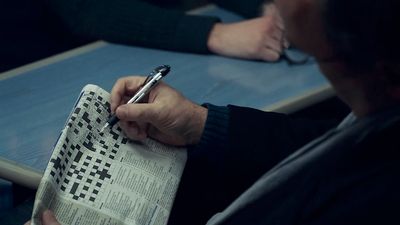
[169,104,400,225]
[0,0,265,72]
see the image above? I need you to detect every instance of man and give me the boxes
[29,0,400,224]
[0,0,285,72]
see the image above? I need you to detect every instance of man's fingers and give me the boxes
[135,121,150,139]
[263,35,283,54]
[119,121,148,140]
[267,25,284,43]
[42,210,60,225]
[283,38,290,49]
[110,77,128,113]
[260,48,281,61]
[110,76,146,113]
[23,210,60,225]
[265,3,284,27]
[115,103,158,124]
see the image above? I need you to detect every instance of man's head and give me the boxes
[323,0,399,74]
[276,0,400,115]
[277,0,399,69]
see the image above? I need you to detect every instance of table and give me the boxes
[0,5,333,188]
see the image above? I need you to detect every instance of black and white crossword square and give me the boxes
[49,90,128,203]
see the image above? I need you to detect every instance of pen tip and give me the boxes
[99,123,108,134]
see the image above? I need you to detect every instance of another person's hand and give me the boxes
[111,76,207,146]
[24,210,61,225]
[207,4,287,62]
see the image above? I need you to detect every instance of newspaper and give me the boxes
[31,84,187,225]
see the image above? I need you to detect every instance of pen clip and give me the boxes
[134,75,153,104]
[143,75,152,86]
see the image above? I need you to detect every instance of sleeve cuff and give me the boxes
[190,103,230,153]
[173,15,221,53]
[213,0,267,18]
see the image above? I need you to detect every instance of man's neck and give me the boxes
[317,61,398,117]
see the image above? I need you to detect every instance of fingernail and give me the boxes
[284,39,290,49]
[43,210,54,217]
[116,105,127,118]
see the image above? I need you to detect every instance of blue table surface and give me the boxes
[0,6,328,173]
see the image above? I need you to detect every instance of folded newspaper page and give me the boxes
[31,84,187,225]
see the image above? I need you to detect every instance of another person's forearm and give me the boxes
[46,0,220,53]
[207,17,283,61]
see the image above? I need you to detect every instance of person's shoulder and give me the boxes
[359,113,400,155]
[302,126,400,224]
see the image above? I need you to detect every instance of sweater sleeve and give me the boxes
[45,0,220,53]
[168,104,337,225]
[194,104,337,183]
[212,0,270,18]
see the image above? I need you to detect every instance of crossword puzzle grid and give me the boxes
[49,90,129,204]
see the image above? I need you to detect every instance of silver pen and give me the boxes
[99,65,171,133]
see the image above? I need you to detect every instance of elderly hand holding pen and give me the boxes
[110,76,207,147]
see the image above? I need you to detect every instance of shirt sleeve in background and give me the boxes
[45,0,220,53]
[211,0,270,18]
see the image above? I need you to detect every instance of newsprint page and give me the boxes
[31,85,187,225]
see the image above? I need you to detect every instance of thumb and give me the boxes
[42,210,60,225]
[116,104,158,123]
